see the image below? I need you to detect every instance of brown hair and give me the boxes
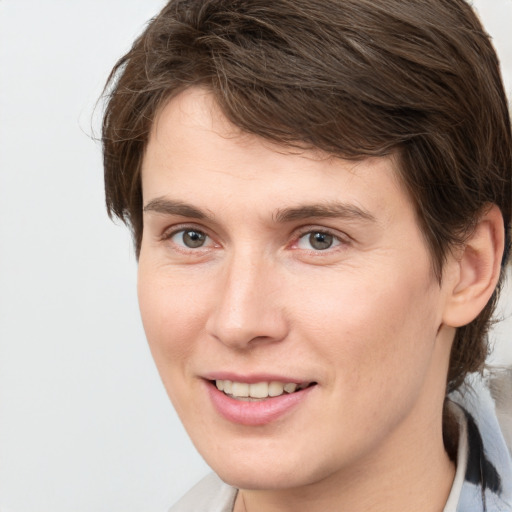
[102,0,511,392]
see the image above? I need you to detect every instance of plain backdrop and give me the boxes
[0,1,511,511]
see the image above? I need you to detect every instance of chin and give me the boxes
[215,465,307,491]
[203,446,332,492]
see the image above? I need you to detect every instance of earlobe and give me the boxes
[442,204,505,328]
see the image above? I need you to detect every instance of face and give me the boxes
[138,88,456,491]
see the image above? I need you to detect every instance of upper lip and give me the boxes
[202,371,314,385]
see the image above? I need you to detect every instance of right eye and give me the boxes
[170,229,209,249]
[297,231,340,251]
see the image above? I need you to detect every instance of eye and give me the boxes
[170,229,209,249]
[296,231,341,251]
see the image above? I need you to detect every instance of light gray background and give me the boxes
[0,1,510,511]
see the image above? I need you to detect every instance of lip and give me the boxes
[204,378,316,426]
[203,372,310,385]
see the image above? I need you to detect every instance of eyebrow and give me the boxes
[143,197,376,224]
[143,198,212,220]
[274,202,376,223]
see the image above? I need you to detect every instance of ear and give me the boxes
[442,204,505,328]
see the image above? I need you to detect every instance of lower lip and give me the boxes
[206,381,315,426]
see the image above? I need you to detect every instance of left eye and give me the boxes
[171,229,209,248]
[296,231,341,251]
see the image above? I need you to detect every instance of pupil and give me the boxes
[309,232,333,250]
[183,230,205,248]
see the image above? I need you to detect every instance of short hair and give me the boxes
[102,0,512,392]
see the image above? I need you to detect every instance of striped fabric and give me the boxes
[448,371,512,511]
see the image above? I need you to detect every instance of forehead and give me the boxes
[142,87,412,226]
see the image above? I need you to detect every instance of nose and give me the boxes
[206,249,288,350]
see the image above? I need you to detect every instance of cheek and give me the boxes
[296,266,441,394]
[137,268,211,425]
[137,265,203,375]
[284,268,444,463]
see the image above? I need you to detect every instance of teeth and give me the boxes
[283,383,297,393]
[269,381,285,397]
[215,379,308,399]
[249,382,268,398]
[231,382,249,397]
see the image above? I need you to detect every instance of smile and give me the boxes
[215,380,312,400]
[207,378,317,425]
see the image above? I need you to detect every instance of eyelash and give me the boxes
[160,225,350,253]
[293,227,349,252]
[160,225,215,250]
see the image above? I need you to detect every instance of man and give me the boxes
[102,0,512,510]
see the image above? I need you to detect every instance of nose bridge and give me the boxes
[207,245,286,348]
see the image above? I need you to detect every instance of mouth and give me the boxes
[205,376,318,425]
[211,379,317,401]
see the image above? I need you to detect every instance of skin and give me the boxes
[137,87,481,512]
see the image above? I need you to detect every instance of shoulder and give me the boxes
[169,473,238,512]
[487,366,512,454]
[449,369,512,511]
